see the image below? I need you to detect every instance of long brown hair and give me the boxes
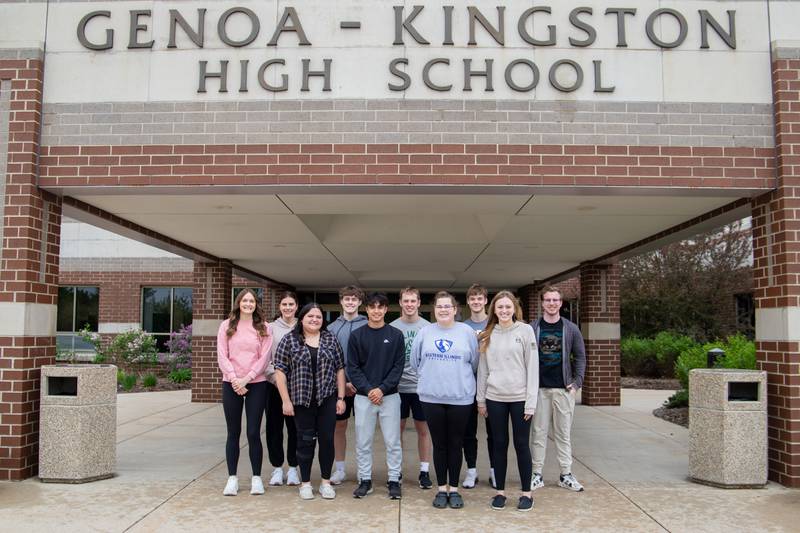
[227,288,269,337]
[478,290,524,353]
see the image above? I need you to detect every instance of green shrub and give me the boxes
[675,343,714,390]
[142,373,157,388]
[664,389,689,408]
[717,333,756,370]
[622,332,698,378]
[675,334,757,390]
[121,373,137,391]
[652,331,695,378]
[168,368,192,383]
[621,336,658,377]
[80,326,158,366]
[117,369,125,384]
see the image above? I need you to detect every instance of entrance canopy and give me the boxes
[63,191,749,289]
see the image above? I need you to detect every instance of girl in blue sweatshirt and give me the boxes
[411,291,479,510]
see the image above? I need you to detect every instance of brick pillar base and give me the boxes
[191,260,232,403]
[579,263,621,406]
[0,51,62,480]
[749,45,800,487]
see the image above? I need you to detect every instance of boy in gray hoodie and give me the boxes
[327,285,367,484]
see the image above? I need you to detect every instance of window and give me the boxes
[232,287,264,307]
[142,287,192,351]
[57,286,99,353]
[735,293,755,335]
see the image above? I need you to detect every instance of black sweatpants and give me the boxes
[486,399,532,491]
[293,394,337,483]
[265,381,298,468]
[464,398,495,469]
[222,380,267,476]
[422,402,473,487]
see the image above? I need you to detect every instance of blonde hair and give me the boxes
[478,290,524,353]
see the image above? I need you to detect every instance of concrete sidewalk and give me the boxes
[1,389,797,532]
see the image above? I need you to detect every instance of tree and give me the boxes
[620,219,752,342]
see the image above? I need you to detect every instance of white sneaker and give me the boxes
[299,484,315,500]
[268,467,284,486]
[461,469,478,489]
[330,469,346,485]
[319,483,336,499]
[559,473,584,492]
[222,475,238,496]
[532,472,544,491]
[250,475,265,495]
[286,466,301,486]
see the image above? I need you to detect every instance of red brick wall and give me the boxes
[0,55,60,480]
[192,260,232,403]
[750,52,800,487]
[38,143,775,190]
[579,263,621,406]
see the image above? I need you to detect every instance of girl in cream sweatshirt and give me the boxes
[476,290,538,512]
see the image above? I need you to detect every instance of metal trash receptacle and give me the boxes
[39,364,117,483]
[689,368,767,488]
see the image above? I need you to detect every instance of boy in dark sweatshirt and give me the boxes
[347,292,405,500]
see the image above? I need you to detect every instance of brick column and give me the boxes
[191,259,232,403]
[579,263,621,406]
[0,50,63,480]
[518,281,543,323]
[750,46,800,487]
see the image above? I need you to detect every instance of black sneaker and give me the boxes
[491,494,506,510]
[388,480,402,499]
[517,496,534,512]
[418,471,432,489]
[432,491,448,509]
[353,479,373,498]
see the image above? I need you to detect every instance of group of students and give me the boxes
[216,283,586,512]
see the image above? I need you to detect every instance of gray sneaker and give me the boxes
[559,473,584,492]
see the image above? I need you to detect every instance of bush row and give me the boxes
[621,331,756,384]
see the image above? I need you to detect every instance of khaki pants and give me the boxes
[531,387,576,476]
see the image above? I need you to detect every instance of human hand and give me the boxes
[232,378,250,395]
[477,406,487,418]
[282,401,295,417]
[523,412,533,421]
[345,382,357,396]
[368,388,383,405]
[336,399,346,415]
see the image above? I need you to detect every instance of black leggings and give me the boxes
[486,399,532,491]
[422,402,472,487]
[265,381,298,468]
[294,394,337,483]
[464,398,494,469]
[222,380,267,476]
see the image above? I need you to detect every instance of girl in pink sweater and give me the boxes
[218,289,272,496]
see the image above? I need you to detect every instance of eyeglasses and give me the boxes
[435,305,454,310]
[543,298,561,303]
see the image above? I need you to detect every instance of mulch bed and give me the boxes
[117,379,191,394]
[621,377,680,390]
[653,406,689,428]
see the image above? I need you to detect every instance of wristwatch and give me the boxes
[337,397,345,401]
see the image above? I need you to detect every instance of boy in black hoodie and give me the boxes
[347,292,405,500]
